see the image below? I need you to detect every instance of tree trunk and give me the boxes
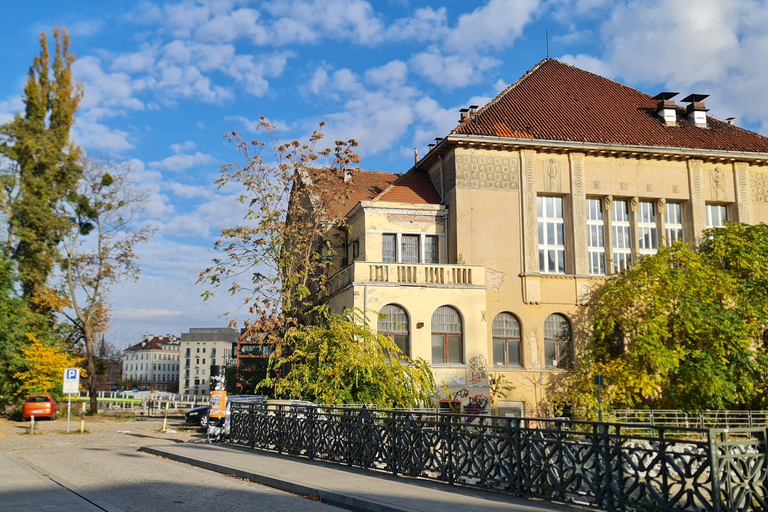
[84,327,98,414]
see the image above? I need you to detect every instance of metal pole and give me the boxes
[67,393,71,433]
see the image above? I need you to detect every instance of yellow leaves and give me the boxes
[13,333,84,398]
[30,286,71,313]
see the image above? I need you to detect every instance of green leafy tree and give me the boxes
[60,155,153,413]
[0,26,83,312]
[562,223,768,413]
[260,307,436,407]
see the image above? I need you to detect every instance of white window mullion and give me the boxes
[537,196,566,274]
[611,199,632,273]
[586,198,606,275]
[664,203,684,245]
[637,201,658,256]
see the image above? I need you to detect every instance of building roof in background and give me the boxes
[451,58,768,153]
[125,336,177,352]
[375,168,443,205]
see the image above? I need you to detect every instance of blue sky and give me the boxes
[2,0,767,348]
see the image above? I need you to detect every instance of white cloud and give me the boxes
[68,20,105,37]
[71,117,135,152]
[385,6,448,43]
[558,54,614,78]
[410,47,500,89]
[444,0,541,54]
[150,151,214,172]
[167,181,218,200]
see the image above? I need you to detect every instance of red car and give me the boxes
[22,395,59,420]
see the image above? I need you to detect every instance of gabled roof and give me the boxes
[452,58,768,153]
[306,168,401,218]
[125,336,177,352]
[375,168,443,205]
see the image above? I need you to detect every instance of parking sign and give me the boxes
[63,368,80,394]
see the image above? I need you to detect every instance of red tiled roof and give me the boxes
[306,168,401,217]
[452,59,768,153]
[126,336,176,352]
[376,168,442,205]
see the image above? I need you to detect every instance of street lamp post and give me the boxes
[594,375,604,423]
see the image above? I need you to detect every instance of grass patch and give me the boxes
[60,429,90,435]
[70,397,143,405]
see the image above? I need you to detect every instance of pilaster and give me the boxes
[687,159,706,240]
[734,161,752,224]
[569,152,588,275]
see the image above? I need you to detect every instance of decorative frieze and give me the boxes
[750,170,768,204]
[543,157,562,192]
[455,153,519,190]
[710,167,727,201]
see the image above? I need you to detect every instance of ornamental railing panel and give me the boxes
[229,402,767,511]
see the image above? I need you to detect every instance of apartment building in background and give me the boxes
[121,335,180,392]
[313,58,768,416]
[179,327,239,395]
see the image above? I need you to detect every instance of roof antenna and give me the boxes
[546,29,549,59]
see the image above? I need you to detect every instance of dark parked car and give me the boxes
[185,405,210,427]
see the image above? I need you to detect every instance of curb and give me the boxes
[139,445,420,512]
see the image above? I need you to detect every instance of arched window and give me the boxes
[378,304,410,357]
[492,313,521,366]
[544,314,572,369]
[431,306,463,364]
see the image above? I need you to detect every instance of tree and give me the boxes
[198,118,359,320]
[13,333,84,399]
[60,155,153,413]
[0,26,83,312]
[562,223,768,413]
[260,307,436,407]
[0,256,52,405]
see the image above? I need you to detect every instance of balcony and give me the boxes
[326,261,485,296]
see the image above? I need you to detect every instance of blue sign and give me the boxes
[65,368,78,380]
[133,388,139,393]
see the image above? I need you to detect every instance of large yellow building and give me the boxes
[318,59,768,416]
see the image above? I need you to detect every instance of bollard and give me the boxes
[30,415,35,434]
[80,402,85,433]
[162,401,170,431]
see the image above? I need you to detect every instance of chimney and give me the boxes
[428,143,435,152]
[459,108,469,123]
[653,92,679,127]
[435,137,443,145]
[413,148,419,163]
[726,117,735,126]
[468,105,479,117]
[343,169,352,183]
[682,94,709,128]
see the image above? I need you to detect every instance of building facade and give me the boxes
[179,327,238,395]
[318,59,768,416]
[122,335,180,392]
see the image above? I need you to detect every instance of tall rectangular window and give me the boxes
[382,234,396,262]
[401,235,420,263]
[707,204,728,228]
[586,198,606,275]
[424,235,438,264]
[611,199,632,273]
[537,196,566,274]
[637,201,658,256]
[665,203,684,245]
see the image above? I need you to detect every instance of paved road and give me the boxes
[0,416,340,512]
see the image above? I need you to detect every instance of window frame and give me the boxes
[544,313,573,369]
[706,203,729,228]
[492,312,522,367]
[537,196,567,274]
[664,202,684,246]
[586,197,606,275]
[377,304,410,358]
[431,306,464,365]
[611,199,632,273]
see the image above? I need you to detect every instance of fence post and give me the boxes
[708,430,723,512]
[307,406,316,460]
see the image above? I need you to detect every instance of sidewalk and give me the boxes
[0,453,112,512]
[141,443,581,512]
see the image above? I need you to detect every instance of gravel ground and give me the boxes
[0,414,340,512]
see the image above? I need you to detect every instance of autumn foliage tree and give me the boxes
[61,155,153,413]
[201,120,438,406]
[562,223,768,413]
[14,333,84,399]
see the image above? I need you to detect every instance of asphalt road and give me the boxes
[0,415,340,512]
